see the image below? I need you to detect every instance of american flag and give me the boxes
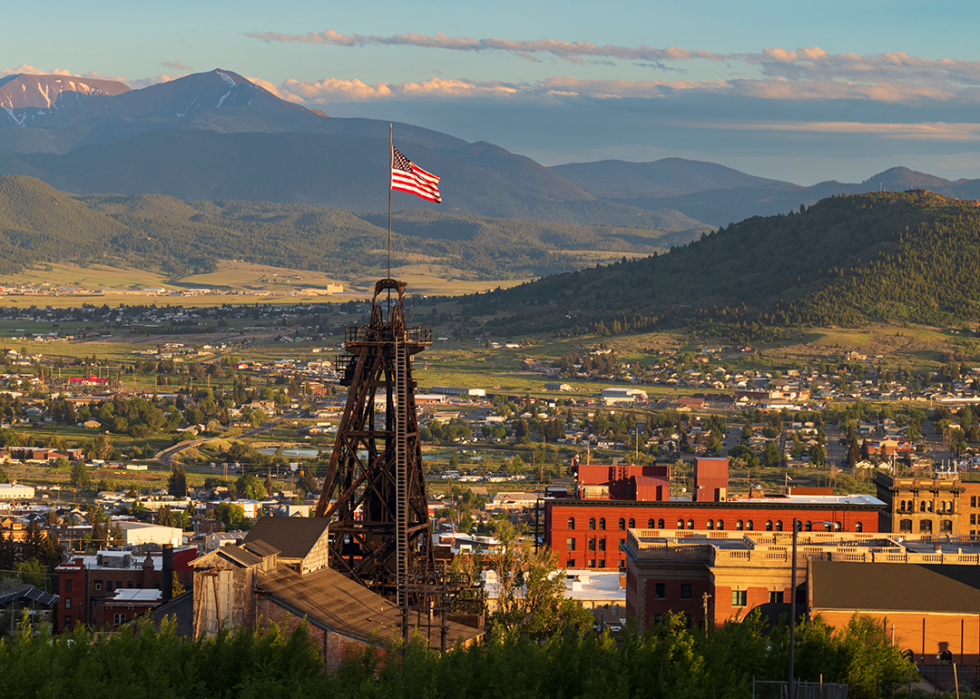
[390,145,441,203]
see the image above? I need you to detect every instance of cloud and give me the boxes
[719,120,980,141]
[162,61,192,70]
[246,29,727,64]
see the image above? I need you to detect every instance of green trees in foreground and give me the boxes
[0,609,913,699]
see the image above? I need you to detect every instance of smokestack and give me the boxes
[162,544,174,602]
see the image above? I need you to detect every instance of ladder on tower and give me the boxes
[394,338,409,607]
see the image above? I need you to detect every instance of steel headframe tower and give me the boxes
[314,278,434,605]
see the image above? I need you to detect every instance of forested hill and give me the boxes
[0,175,695,280]
[462,190,980,338]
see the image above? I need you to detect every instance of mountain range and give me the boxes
[4,69,980,237]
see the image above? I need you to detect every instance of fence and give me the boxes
[752,678,847,699]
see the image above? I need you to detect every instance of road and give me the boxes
[151,412,299,468]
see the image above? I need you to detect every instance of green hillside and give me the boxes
[464,190,980,338]
[0,175,690,281]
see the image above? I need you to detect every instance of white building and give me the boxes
[0,483,35,500]
[117,521,183,547]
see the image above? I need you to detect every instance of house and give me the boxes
[189,517,482,672]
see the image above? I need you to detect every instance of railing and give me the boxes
[344,324,432,345]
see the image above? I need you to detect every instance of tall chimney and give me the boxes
[162,544,174,601]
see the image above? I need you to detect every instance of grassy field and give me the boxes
[0,260,530,307]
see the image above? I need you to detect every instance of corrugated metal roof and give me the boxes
[243,517,328,560]
[0,585,58,607]
[258,566,482,649]
[243,539,280,558]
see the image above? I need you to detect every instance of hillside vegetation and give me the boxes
[0,176,691,280]
[463,190,980,338]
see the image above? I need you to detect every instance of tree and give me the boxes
[167,466,187,497]
[483,520,593,640]
[213,502,248,530]
[847,437,860,467]
[235,474,267,500]
[296,469,317,496]
[808,444,826,467]
[70,461,91,488]
[762,441,781,468]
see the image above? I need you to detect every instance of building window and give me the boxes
[94,581,102,591]
[64,615,71,628]
[765,520,773,531]
[746,520,754,531]
[107,582,113,592]
[588,538,596,551]
[589,518,596,530]
[598,538,606,551]
[920,502,927,513]
[706,519,714,531]
[588,559,596,568]
[717,520,724,531]
[599,518,606,530]
[598,560,606,568]
[823,522,833,532]
[114,613,126,626]
[64,598,71,610]
[568,517,575,530]
[658,519,664,529]
[648,519,656,528]
[731,590,747,607]
[127,581,133,589]
[940,519,953,533]
[973,514,977,526]
[972,496,977,508]
[919,520,932,534]
[65,580,72,592]
[677,519,684,529]
[681,584,692,600]
[628,518,636,529]
[804,521,812,532]
[619,538,625,549]
[855,522,863,533]
[686,519,694,530]
[655,583,665,599]
[618,518,626,531]
[775,520,783,532]
[769,590,784,604]
[736,520,743,531]
[899,519,912,533]
[566,537,576,551]
[567,560,575,567]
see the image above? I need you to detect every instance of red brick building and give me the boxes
[546,495,882,570]
[55,546,195,631]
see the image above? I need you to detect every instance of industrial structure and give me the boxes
[313,278,451,611]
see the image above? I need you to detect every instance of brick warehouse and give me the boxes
[544,494,882,570]
[624,527,980,673]
[545,457,882,570]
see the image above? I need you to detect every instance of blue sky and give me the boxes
[5,0,980,184]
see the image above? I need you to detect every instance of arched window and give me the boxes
[940,519,953,533]
[618,518,626,531]
[687,519,694,530]
[599,518,606,530]
[823,522,833,532]
[567,517,575,530]
[647,518,656,528]
[658,519,665,529]
[629,518,636,529]
[855,521,863,533]
[746,520,754,531]
[706,519,714,530]
[775,520,783,532]
[920,502,927,513]
[589,518,596,530]
[736,520,744,531]
[677,519,684,529]
[919,520,932,534]
[804,521,812,532]
[834,522,842,531]
[898,519,911,533]
[765,520,773,532]
[717,520,724,531]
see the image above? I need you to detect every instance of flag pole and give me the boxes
[388,123,392,279]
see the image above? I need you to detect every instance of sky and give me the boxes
[5,0,980,184]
